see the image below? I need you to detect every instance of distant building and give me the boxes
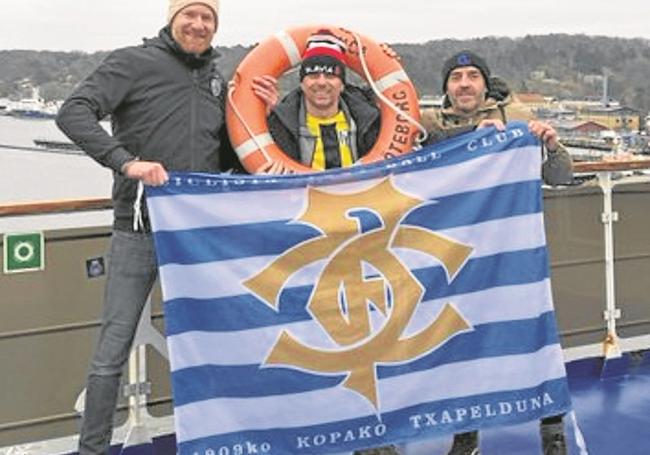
[560,99,620,111]
[513,92,548,110]
[577,105,641,132]
[529,70,546,81]
[582,74,604,85]
[419,95,443,110]
[556,120,610,136]
[533,106,576,122]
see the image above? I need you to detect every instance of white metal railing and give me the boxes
[572,158,650,359]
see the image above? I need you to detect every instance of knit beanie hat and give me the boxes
[168,0,220,23]
[299,29,347,82]
[441,50,491,92]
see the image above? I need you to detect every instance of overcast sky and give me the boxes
[1,0,647,52]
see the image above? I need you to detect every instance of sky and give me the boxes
[1,0,648,52]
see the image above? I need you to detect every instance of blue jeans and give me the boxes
[78,230,158,455]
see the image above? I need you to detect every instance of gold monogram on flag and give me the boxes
[244,177,474,409]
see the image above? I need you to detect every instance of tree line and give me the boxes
[1,34,649,114]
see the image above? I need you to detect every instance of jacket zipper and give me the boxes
[190,68,199,169]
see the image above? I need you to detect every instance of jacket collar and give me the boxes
[441,94,512,119]
[272,86,379,140]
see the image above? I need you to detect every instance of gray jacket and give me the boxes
[56,26,235,231]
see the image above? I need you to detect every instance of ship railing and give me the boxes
[3,161,650,453]
[0,197,112,217]
[0,198,173,455]
[564,158,650,363]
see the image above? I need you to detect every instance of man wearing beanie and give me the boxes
[252,34,402,455]
[422,52,572,455]
[56,1,236,454]
[423,49,572,186]
[252,29,381,172]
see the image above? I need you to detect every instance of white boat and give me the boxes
[6,98,58,119]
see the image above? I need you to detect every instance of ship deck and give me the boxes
[94,350,649,455]
[399,351,650,455]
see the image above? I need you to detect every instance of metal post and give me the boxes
[75,295,164,452]
[597,171,622,358]
[126,343,149,426]
[120,297,156,453]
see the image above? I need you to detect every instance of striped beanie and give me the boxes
[168,0,220,23]
[299,29,347,81]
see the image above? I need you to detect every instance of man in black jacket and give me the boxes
[253,29,381,173]
[55,1,234,453]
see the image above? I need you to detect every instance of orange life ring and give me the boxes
[226,25,421,173]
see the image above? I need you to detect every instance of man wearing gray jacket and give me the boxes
[56,1,235,453]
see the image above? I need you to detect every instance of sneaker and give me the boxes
[353,445,400,455]
[540,421,567,455]
[447,431,480,455]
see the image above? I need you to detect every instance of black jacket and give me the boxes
[267,85,381,166]
[56,27,236,230]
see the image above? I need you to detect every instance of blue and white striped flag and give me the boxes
[146,122,571,455]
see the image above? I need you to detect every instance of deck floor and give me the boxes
[399,352,650,455]
[108,352,650,455]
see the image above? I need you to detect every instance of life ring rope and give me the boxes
[227,83,272,162]
[349,31,428,145]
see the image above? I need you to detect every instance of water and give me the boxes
[0,116,113,231]
[0,116,73,148]
[0,116,112,203]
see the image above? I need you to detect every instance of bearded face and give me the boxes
[170,3,217,55]
[446,66,487,114]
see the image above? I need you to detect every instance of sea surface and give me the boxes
[0,116,113,231]
[0,116,112,202]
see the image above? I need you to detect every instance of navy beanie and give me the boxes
[441,50,491,92]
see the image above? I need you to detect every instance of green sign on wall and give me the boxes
[3,232,45,274]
